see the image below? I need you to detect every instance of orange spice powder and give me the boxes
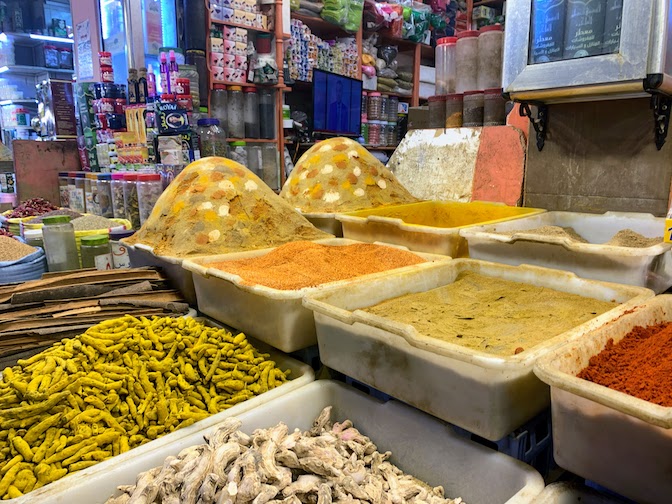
[209,241,426,290]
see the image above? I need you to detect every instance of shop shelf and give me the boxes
[534,295,672,504]
[181,238,450,353]
[32,381,546,504]
[210,19,272,34]
[291,12,350,37]
[0,99,37,106]
[0,65,73,75]
[211,80,281,89]
[1,32,73,47]
[532,483,629,504]
[303,259,653,440]
[460,211,672,293]
[225,137,277,142]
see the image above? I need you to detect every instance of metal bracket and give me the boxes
[519,102,549,151]
[651,94,671,150]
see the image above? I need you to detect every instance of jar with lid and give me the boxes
[463,90,484,127]
[73,172,86,213]
[368,92,383,121]
[381,95,390,122]
[97,173,114,217]
[456,31,479,93]
[111,173,126,219]
[123,173,141,229]
[81,235,113,270]
[428,95,447,128]
[445,93,464,128]
[361,91,368,122]
[435,37,457,95]
[229,141,248,166]
[137,173,163,225]
[259,89,275,139]
[85,172,99,215]
[484,88,507,126]
[386,122,397,146]
[261,144,279,190]
[368,121,383,146]
[247,144,263,179]
[67,172,76,209]
[197,118,228,157]
[244,88,260,138]
[227,86,245,138]
[58,172,69,208]
[387,96,399,122]
[23,229,43,249]
[42,216,80,272]
[109,229,135,269]
[210,84,227,126]
[99,51,112,66]
[478,25,504,90]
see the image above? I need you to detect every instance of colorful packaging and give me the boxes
[211,52,224,67]
[211,37,224,53]
[224,39,236,54]
[223,54,236,68]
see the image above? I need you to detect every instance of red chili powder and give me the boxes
[577,322,672,407]
[209,241,426,290]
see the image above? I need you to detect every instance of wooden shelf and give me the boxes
[363,144,397,151]
[212,80,281,89]
[290,12,350,37]
[473,0,505,6]
[227,138,277,143]
[210,19,272,34]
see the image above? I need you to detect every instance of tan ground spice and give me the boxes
[497,226,662,248]
[604,229,662,248]
[497,225,588,242]
[363,271,617,356]
[0,236,37,262]
[209,241,425,290]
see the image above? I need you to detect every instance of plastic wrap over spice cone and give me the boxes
[280,137,418,213]
[123,157,330,258]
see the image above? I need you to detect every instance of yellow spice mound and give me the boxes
[125,157,330,257]
[280,137,418,213]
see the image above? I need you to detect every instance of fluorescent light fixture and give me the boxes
[0,100,11,106]
[0,33,7,43]
[0,67,9,74]
[29,34,74,44]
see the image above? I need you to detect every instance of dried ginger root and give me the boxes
[0,315,290,500]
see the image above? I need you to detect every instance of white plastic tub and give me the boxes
[533,483,629,503]
[301,211,343,237]
[460,211,672,293]
[182,238,450,353]
[3,317,314,504]
[303,259,653,441]
[534,295,672,504]
[30,381,545,504]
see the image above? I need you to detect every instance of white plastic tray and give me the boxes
[460,211,672,293]
[6,317,314,504]
[532,483,629,503]
[301,211,343,237]
[303,259,653,441]
[182,238,450,353]
[30,381,545,504]
[534,295,672,504]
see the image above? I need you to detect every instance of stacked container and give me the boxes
[435,37,457,95]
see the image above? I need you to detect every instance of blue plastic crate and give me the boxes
[343,376,393,402]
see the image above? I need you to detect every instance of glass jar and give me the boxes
[85,172,99,215]
[229,141,248,166]
[428,95,447,129]
[23,229,43,249]
[244,88,260,138]
[259,89,275,139]
[368,121,383,146]
[210,83,227,128]
[81,235,113,270]
[387,96,399,122]
[110,229,135,269]
[361,121,369,144]
[97,173,114,217]
[484,88,507,126]
[58,172,69,208]
[227,86,245,138]
[247,145,263,178]
[42,215,80,272]
[261,144,279,190]
[445,93,464,128]
[111,173,126,219]
[435,37,457,95]
[381,95,390,123]
[387,122,397,146]
[137,173,163,225]
[197,118,228,157]
[478,25,504,91]
[70,172,86,213]
[123,173,141,229]
[368,92,383,121]
[456,31,479,93]
[66,172,76,209]
[463,91,484,127]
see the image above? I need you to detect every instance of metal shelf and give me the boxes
[0,65,74,76]
[1,32,74,47]
[0,99,37,106]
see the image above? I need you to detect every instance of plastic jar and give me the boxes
[197,118,228,157]
[244,88,260,138]
[229,141,248,166]
[361,121,369,144]
[210,84,227,127]
[101,65,115,83]
[227,86,245,138]
[97,173,114,217]
[137,173,163,225]
[387,122,398,146]
[261,144,279,190]
[478,25,504,91]
[445,93,464,128]
[368,121,383,146]
[111,173,126,219]
[428,95,447,128]
[98,51,112,66]
[387,96,399,122]
[109,229,135,269]
[247,145,263,178]
[368,92,383,121]
[381,95,390,123]
[463,90,484,127]
[81,235,113,270]
[456,31,479,93]
[361,91,368,122]
[484,88,507,126]
[73,172,86,213]
[58,172,69,208]
[85,173,98,215]
[23,229,43,249]
[435,37,457,95]
[42,215,80,271]
[259,89,275,139]
[123,173,141,229]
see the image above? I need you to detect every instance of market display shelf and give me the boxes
[1,31,73,47]
[0,99,37,106]
[364,30,434,58]
[211,80,282,89]
[210,19,272,34]
[474,0,505,6]
[226,137,277,143]
[291,11,350,37]
[363,144,398,150]
[0,65,74,75]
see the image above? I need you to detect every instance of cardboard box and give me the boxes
[211,37,224,53]
[235,41,247,56]
[156,101,190,134]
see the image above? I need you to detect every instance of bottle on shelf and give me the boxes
[147,64,157,99]
[127,68,138,105]
[169,50,179,95]
[137,67,148,104]
[159,52,169,93]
